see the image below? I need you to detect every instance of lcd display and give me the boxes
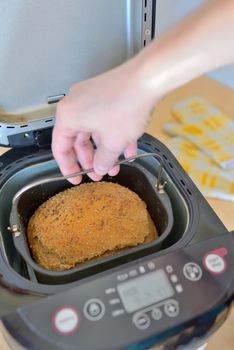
[117,269,174,313]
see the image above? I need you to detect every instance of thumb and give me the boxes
[93,144,120,175]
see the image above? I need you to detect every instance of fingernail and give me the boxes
[69,177,82,185]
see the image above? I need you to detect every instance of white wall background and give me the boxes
[155,0,234,89]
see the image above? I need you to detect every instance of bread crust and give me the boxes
[27,182,158,270]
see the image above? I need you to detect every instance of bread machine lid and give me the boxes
[0,0,155,147]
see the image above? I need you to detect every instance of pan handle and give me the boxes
[8,152,166,237]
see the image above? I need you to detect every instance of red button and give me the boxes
[209,247,228,257]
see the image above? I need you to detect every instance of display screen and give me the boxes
[117,269,174,313]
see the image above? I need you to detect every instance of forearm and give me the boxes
[135,0,234,99]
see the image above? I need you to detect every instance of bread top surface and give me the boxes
[27,182,157,270]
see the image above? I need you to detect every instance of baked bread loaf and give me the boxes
[27,182,158,271]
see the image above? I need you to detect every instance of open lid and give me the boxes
[0,0,155,147]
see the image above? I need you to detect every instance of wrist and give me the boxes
[126,49,169,112]
[133,36,187,100]
[134,40,207,103]
[132,0,234,103]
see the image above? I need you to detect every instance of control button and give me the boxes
[164,301,179,318]
[117,273,128,282]
[52,306,80,336]
[175,284,183,293]
[83,299,105,321]
[109,298,121,305]
[151,308,162,320]
[166,265,173,273]
[148,261,155,270]
[129,269,138,278]
[170,274,178,283]
[203,253,226,274]
[211,247,228,257]
[105,288,116,295]
[133,313,150,330]
[139,266,146,274]
[112,309,125,317]
[183,262,202,281]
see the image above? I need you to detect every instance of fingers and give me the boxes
[74,132,102,182]
[93,143,121,176]
[108,164,120,176]
[124,142,138,159]
[92,133,119,176]
[52,128,82,185]
[107,143,137,176]
[53,126,138,184]
[93,141,137,176]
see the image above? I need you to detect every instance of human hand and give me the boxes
[52,57,158,184]
[52,0,234,185]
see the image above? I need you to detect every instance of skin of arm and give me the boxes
[52,0,234,184]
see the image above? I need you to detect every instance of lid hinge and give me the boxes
[8,127,52,148]
[47,94,65,104]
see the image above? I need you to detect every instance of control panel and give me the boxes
[2,234,234,350]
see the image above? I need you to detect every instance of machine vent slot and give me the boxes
[139,139,193,197]
[141,0,154,47]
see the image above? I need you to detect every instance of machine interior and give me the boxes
[0,150,190,294]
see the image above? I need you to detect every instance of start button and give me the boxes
[203,253,226,275]
[52,305,80,336]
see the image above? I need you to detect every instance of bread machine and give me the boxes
[0,1,234,349]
